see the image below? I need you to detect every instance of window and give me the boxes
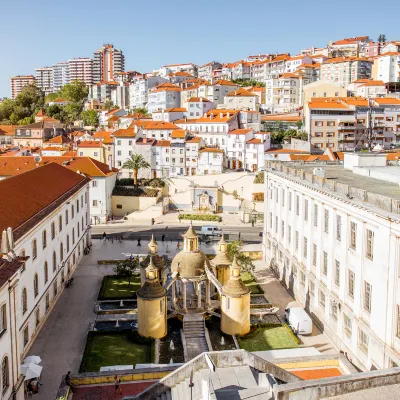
[336,215,342,241]
[72,228,75,244]
[288,225,291,244]
[300,271,306,286]
[93,200,98,207]
[331,301,338,320]
[71,205,74,219]
[324,209,329,233]
[65,209,69,225]
[312,244,317,266]
[275,217,278,233]
[51,222,55,239]
[67,235,70,252]
[32,239,37,260]
[314,204,318,227]
[309,281,315,297]
[364,281,372,312]
[281,189,285,207]
[44,262,48,283]
[343,314,352,336]
[296,195,300,215]
[348,270,355,298]
[323,251,328,275]
[289,192,292,211]
[269,212,272,229]
[53,281,58,297]
[59,215,62,232]
[295,231,299,251]
[0,304,6,333]
[92,180,98,188]
[303,237,308,259]
[61,269,65,284]
[53,251,57,272]
[359,329,369,353]
[335,260,340,287]
[281,221,285,238]
[304,199,308,221]
[2,357,9,393]
[36,308,40,328]
[42,230,47,249]
[45,293,50,311]
[319,290,326,308]
[33,274,39,297]
[23,326,29,347]
[350,222,357,249]
[22,288,27,314]
[60,243,64,262]
[366,229,374,260]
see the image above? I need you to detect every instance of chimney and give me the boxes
[227,112,230,118]
[220,112,223,118]
[143,137,147,143]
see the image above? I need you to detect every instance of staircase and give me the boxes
[183,314,209,360]
[155,390,172,400]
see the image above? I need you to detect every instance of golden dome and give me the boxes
[171,251,210,277]
[137,258,167,299]
[222,256,250,297]
[211,234,231,267]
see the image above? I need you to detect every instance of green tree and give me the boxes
[81,109,99,127]
[227,240,255,272]
[270,131,285,144]
[63,103,82,125]
[295,120,303,130]
[14,84,44,113]
[18,116,34,125]
[113,258,139,287]
[0,99,16,123]
[133,107,150,116]
[122,154,151,186]
[378,34,387,43]
[46,104,63,120]
[104,100,114,111]
[59,80,88,103]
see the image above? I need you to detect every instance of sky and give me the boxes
[1,0,399,97]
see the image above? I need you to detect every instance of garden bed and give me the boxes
[205,316,237,351]
[241,272,264,294]
[237,323,299,352]
[158,318,185,364]
[178,214,221,222]
[79,331,155,372]
[98,275,141,300]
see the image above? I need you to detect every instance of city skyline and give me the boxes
[1,0,399,97]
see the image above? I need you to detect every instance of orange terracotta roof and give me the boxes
[77,141,102,148]
[171,130,186,138]
[92,131,112,139]
[105,108,120,116]
[152,82,181,92]
[386,153,400,161]
[129,121,180,130]
[185,137,201,143]
[0,125,17,136]
[44,135,71,144]
[291,368,342,380]
[279,73,300,79]
[359,80,385,87]
[112,128,136,138]
[308,98,350,109]
[213,79,238,86]
[71,131,87,137]
[288,54,308,61]
[41,146,65,151]
[170,71,194,77]
[107,115,120,122]
[187,97,211,103]
[199,147,223,153]
[196,109,239,123]
[226,88,257,97]
[261,115,302,122]
[379,51,400,57]
[289,154,311,161]
[103,137,114,145]
[0,163,90,240]
[36,110,45,117]
[229,129,252,135]
[374,98,400,105]
[342,97,369,106]
[269,54,290,62]
[351,78,373,84]
[322,57,372,64]
[247,138,262,144]
[62,151,77,157]
[154,140,171,147]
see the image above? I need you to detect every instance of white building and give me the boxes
[52,62,70,92]
[68,58,93,86]
[375,52,400,83]
[147,83,181,113]
[35,67,54,95]
[113,128,138,171]
[157,63,197,77]
[285,55,313,73]
[263,154,400,371]
[111,82,130,109]
[224,88,259,111]
[0,163,90,399]
[129,76,167,109]
[198,62,222,81]
[198,148,224,174]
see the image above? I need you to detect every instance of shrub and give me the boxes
[178,214,221,222]
[253,192,264,201]
[115,178,165,188]
[112,186,158,197]
[253,172,264,184]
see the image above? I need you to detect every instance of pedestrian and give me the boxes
[65,371,75,393]
[102,232,107,241]
[176,242,180,250]
[166,226,168,232]
[130,254,133,261]
[151,218,155,225]
[162,234,165,242]
[118,235,123,243]
[238,232,241,240]
[114,375,122,395]
[251,219,255,227]
[137,238,141,246]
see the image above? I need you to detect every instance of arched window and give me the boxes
[71,205,74,219]
[60,243,64,262]
[44,262,48,283]
[53,251,57,272]
[2,357,9,393]
[51,222,55,239]
[66,235,70,252]
[42,230,47,249]
[32,239,37,260]
[19,249,25,257]
[22,288,27,314]
[65,209,69,225]
[33,274,39,297]
[72,228,75,244]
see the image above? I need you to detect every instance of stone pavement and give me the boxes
[28,247,115,400]
[253,260,336,354]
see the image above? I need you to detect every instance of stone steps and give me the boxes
[182,314,209,361]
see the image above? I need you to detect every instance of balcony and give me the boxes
[338,124,355,130]
[338,134,355,142]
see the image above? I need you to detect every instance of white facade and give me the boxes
[157,63,197,77]
[263,157,400,371]
[147,89,181,114]
[376,53,400,83]
[52,62,70,92]
[198,149,224,174]
[68,58,93,86]
[285,55,313,73]
[129,76,167,109]
[89,175,117,224]
[35,67,54,95]
[266,74,303,113]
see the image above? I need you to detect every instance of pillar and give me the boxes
[197,281,202,309]
[183,281,187,311]
[205,280,210,308]
[172,281,176,309]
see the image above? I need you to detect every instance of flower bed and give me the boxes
[241,271,264,295]
[98,275,141,300]
[178,214,221,222]
[252,192,264,201]
[253,172,264,184]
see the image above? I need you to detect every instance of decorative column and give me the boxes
[172,280,176,309]
[205,280,211,309]
[183,281,187,311]
[197,281,202,309]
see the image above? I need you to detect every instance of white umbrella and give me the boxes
[24,356,41,365]
[20,363,42,380]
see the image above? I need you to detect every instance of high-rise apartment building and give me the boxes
[52,61,70,92]
[93,44,125,83]
[35,67,54,95]
[68,58,93,86]
[10,75,36,98]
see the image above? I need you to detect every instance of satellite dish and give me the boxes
[34,155,42,163]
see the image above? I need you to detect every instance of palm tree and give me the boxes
[122,154,151,185]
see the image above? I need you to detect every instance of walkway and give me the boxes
[28,244,115,400]
[183,314,209,361]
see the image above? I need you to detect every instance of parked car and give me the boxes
[200,226,222,237]
[284,306,312,335]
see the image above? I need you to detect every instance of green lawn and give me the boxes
[241,271,264,295]
[237,325,299,352]
[98,275,141,300]
[80,333,153,372]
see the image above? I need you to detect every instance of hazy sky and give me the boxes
[1,0,398,97]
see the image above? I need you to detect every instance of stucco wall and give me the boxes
[137,297,167,339]
[221,293,250,336]
[112,195,159,217]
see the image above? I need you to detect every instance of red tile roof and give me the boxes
[0,125,18,136]
[154,140,171,147]
[171,130,186,138]
[291,368,342,380]
[229,129,252,135]
[112,129,136,138]
[77,141,102,148]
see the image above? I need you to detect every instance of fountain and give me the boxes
[120,300,124,307]
[115,320,119,328]
[170,340,175,351]
[170,358,173,364]
[220,336,225,346]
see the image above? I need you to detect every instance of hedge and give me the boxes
[252,192,264,201]
[178,214,221,222]
[112,186,159,197]
[253,172,264,184]
[116,178,165,188]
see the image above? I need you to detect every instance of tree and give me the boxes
[46,104,63,120]
[122,154,151,185]
[14,84,44,113]
[378,34,387,43]
[63,103,82,125]
[113,258,139,287]
[295,120,303,130]
[133,107,150,116]
[59,80,88,103]
[104,100,114,111]
[227,240,255,272]
[0,99,16,123]
[81,109,99,127]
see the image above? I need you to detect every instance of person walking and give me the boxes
[65,371,75,393]
[102,232,107,241]
[251,219,255,227]
[151,218,155,225]
[114,375,122,395]
[176,242,181,250]
[161,234,165,242]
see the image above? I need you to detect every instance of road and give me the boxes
[91,224,262,243]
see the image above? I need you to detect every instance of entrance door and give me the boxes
[232,160,236,169]
[191,168,196,175]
